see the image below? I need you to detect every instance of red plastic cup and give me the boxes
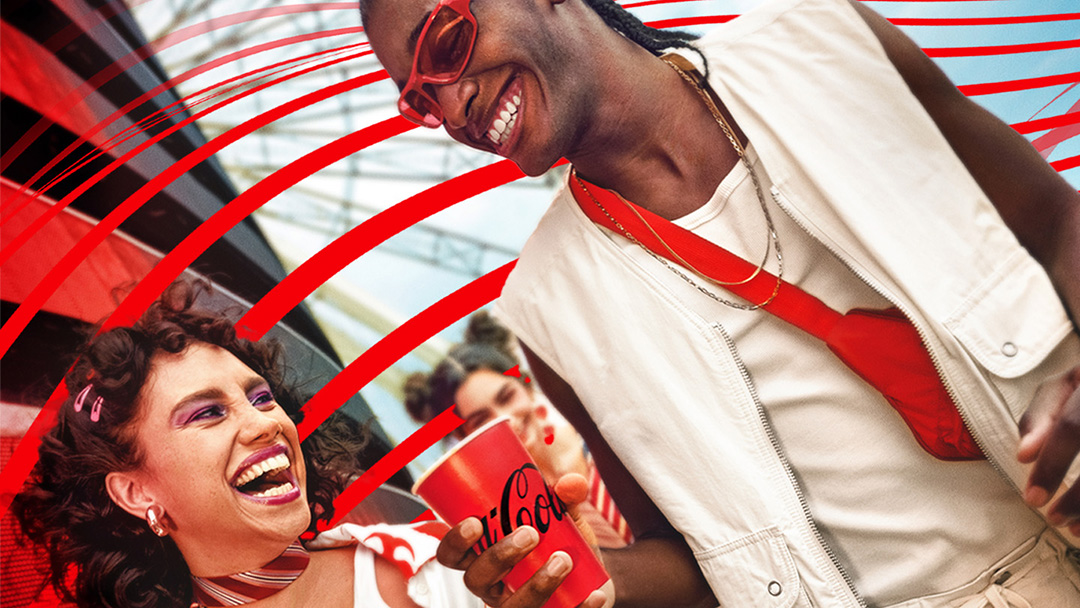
[413,417,610,608]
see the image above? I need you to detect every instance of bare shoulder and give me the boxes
[289,546,356,607]
[845,0,1080,323]
[307,542,427,608]
[372,553,424,608]
[310,543,358,568]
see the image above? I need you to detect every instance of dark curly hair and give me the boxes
[403,310,527,428]
[12,281,369,608]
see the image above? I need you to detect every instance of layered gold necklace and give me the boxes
[571,52,783,310]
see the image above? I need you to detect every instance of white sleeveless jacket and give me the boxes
[493,0,1080,606]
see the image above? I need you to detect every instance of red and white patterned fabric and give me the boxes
[586,458,633,546]
[308,522,485,608]
[349,521,449,579]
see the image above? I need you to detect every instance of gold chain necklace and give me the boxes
[571,53,783,310]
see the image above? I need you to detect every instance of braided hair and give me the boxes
[582,0,704,60]
[583,0,709,77]
[360,0,708,75]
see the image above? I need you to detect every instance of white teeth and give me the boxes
[488,112,518,145]
[251,481,296,498]
[234,453,290,487]
[487,93,520,146]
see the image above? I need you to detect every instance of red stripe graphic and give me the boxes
[297,261,516,440]
[15,0,153,82]
[0,385,70,514]
[1,32,365,225]
[639,9,1080,29]
[0,70,393,358]
[238,160,528,340]
[151,3,360,49]
[924,38,1080,58]
[647,16,736,29]
[0,49,374,266]
[6,43,365,225]
[411,510,437,523]
[329,407,465,529]
[959,72,1080,96]
[622,0,712,8]
[1031,99,1080,156]
[106,116,414,330]
[1051,154,1080,172]
[0,3,361,173]
[1012,111,1080,135]
[892,13,1080,26]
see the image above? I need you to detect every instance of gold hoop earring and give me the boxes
[146,506,167,537]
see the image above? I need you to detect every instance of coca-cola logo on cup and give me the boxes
[472,463,567,553]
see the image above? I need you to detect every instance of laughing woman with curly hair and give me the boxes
[12,281,485,608]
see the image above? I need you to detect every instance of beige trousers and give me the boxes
[884,530,1080,608]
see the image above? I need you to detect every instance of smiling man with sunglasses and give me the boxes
[360,0,1080,607]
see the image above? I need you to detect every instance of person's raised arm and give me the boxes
[850,0,1080,323]
[850,0,1080,529]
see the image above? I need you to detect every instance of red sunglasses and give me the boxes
[398,0,478,128]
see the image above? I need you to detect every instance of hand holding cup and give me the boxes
[436,475,611,607]
[413,418,612,608]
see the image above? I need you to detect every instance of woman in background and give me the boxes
[403,312,632,549]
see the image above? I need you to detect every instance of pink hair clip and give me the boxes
[73,385,104,422]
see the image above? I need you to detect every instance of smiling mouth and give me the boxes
[485,77,523,150]
[232,448,299,500]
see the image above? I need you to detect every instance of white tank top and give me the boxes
[672,146,1045,605]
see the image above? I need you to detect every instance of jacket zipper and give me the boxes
[713,322,867,608]
[767,185,1016,493]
